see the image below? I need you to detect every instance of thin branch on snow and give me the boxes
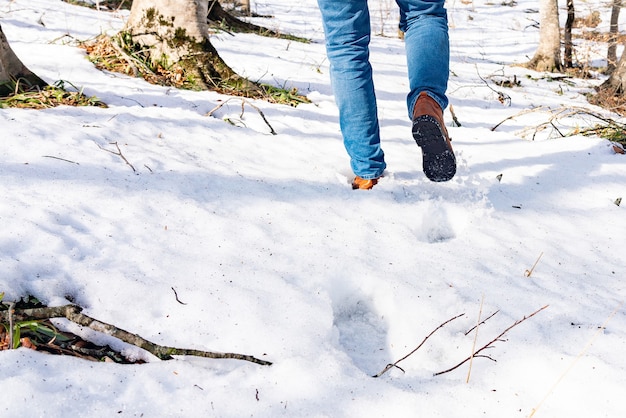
[434,305,549,376]
[207,98,277,135]
[42,155,80,165]
[464,310,499,336]
[490,106,548,132]
[0,305,272,366]
[475,65,512,106]
[492,105,626,141]
[373,313,465,378]
[171,287,188,305]
[97,141,136,172]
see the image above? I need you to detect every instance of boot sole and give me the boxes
[412,115,456,182]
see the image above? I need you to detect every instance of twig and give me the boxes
[42,155,79,165]
[434,305,549,376]
[206,98,277,135]
[493,105,626,140]
[475,64,511,106]
[171,287,188,305]
[464,310,499,336]
[0,305,272,366]
[107,34,147,77]
[244,100,277,135]
[97,141,136,172]
[524,252,544,277]
[206,98,235,116]
[373,313,465,378]
[449,103,462,127]
[491,106,547,131]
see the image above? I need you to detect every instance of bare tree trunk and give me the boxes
[564,0,574,68]
[0,24,47,96]
[125,0,259,94]
[208,0,280,36]
[524,0,562,72]
[607,0,622,74]
[599,45,626,95]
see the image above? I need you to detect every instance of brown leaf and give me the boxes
[20,337,37,350]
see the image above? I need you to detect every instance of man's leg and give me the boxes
[397,0,449,115]
[397,0,456,182]
[317,0,386,182]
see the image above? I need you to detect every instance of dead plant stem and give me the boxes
[466,295,484,383]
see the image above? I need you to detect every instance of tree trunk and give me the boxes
[524,0,562,72]
[125,0,258,94]
[606,0,622,74]
[599,46,626,95]
[563,0,574,68]
[0,24,47,96]
[208,0,277,36]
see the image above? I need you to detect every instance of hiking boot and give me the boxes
[412,92,456,182]
[352,176,378,190]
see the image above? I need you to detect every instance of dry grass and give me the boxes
[81,34,310,106]
[0,80,106,109]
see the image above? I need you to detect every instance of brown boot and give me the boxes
[412,92,456,182]
[351,176,378,190]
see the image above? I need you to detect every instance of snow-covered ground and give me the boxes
[1,0,625,416]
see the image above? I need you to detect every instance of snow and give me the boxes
[1,0,625,416]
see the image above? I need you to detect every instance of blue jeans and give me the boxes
[318,0,449,179]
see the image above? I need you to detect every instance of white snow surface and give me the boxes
[1,0,625,416]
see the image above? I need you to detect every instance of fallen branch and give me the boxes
[207,98,277,135]
[373,313,465,378]
[97,141,136,172]
[171,287,188,305]
[492,105,626,141]
[42,155,80,165]
[475,64,513,106]
[491,106,547,132]
[0,304,271,366]
[434,305,548,376]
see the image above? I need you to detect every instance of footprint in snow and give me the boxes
[333,298,390,376]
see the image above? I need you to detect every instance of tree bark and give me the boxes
[0,304,272,365]
[0,24,47,96]
[606,0,622,74]
[125,0,259,94]
[524,0,562,72]
[599,46,626,95]
[207,0,279,36]
[564,0,575,68]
